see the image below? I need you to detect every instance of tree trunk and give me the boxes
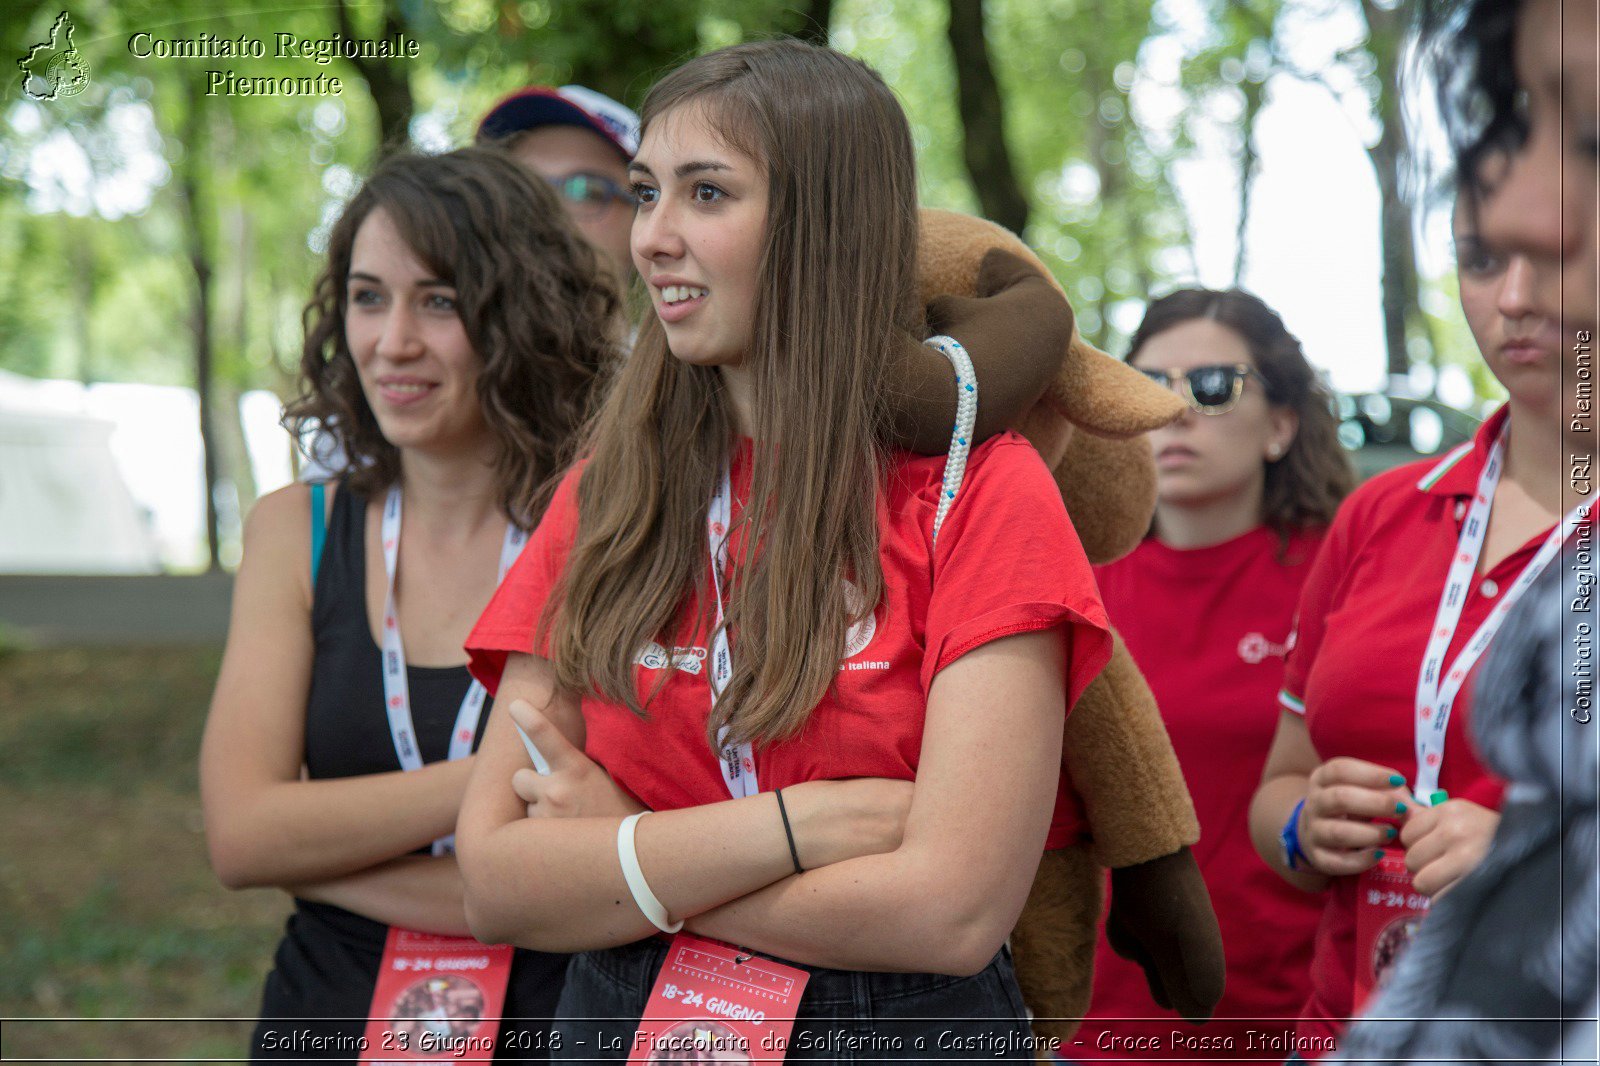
[1370,123,1418,379]
[787,0,833,44]
[179,85,222,572]
[1361,0,1423,380]
[336,0,414,157]
[229,205,259,506]
[262,263,304,477]
[945,0,1029,235]
[1083,0,1119,340]
[1232,76,1265,287]
[218,383,258,512]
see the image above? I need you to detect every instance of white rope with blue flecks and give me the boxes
[924,335,977,547]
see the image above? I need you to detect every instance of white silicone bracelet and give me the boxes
[616,812,683,934]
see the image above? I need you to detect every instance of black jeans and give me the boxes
[550,937,1037,1062]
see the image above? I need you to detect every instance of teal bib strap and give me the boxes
[310,482,327,588]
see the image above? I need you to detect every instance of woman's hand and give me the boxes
[683,628,1066,974]
[456,653,924,953]
[506,700,646,819]
[504,697,911,860]
[1299,757,1413,877]
[1399,798,1499,897]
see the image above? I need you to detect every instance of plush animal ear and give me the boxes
[916,208,1182,440]
[1049,335,1183,440]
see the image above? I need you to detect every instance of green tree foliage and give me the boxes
[5,0,371,566]
[1166,0,1287,284]
[1171,0,1430,377]
[4,0,1468,570]
[843,0,1189,348]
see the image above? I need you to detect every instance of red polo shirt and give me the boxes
[1278,404,1579,1055]
[467,431,1112,848]
[1074,525,1326,1059]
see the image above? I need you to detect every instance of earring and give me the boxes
[1267,444,1283,460]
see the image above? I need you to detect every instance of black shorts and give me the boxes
[249,900,568,1063]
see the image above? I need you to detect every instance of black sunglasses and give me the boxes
[544,172,636,219]
[1139,363,1257,415]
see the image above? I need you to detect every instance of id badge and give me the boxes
[359,927,514,1063]
[629,933,810,1064]
[1353,851,1430,1011]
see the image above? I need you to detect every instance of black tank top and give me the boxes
[305,486,485,778]
[251,485,566,1062]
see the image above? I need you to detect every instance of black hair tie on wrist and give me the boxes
[773,788,804,875]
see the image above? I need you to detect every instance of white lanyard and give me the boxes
[381,485,527,852]
[1413,430,1590,800]
[706,461,759,798]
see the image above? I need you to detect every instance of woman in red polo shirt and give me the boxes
[454,40,1111,1060]
[1077,289,1353,1058]
[1247,187,1584,1058]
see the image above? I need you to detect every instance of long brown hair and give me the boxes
[545,39,920,748]
[284,148,621,525]
[1126,288,1354,539]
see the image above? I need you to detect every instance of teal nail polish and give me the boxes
[1430,790,1449,805]
[1385,826,1397,840]
[1388,774,1405,787]
[1373,849,1386,860]
[1395,802,1408,814]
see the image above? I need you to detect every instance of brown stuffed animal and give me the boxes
[898,208,1226,1050]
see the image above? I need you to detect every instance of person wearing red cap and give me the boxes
[477,85,640,289]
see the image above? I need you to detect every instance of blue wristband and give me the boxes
[1280,797,1310,871]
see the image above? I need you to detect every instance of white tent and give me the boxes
[0,371,161,573]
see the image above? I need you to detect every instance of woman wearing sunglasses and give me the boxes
[1077,288,1353,1058]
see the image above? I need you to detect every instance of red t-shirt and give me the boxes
[1277,404,1576,1055]
[1073,525,1326,1059]
[467,431,1113,849]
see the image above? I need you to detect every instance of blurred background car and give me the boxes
[1335,392,1483,480]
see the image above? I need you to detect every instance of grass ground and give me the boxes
[0,646,291,1062]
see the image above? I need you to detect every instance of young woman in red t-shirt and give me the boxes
[1075,290,1353,1058]
[454,39,1111,1058]
[1248,177,1585,1056]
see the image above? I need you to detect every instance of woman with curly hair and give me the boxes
[1077,288,1353,1057]
[199,147,621,1060]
